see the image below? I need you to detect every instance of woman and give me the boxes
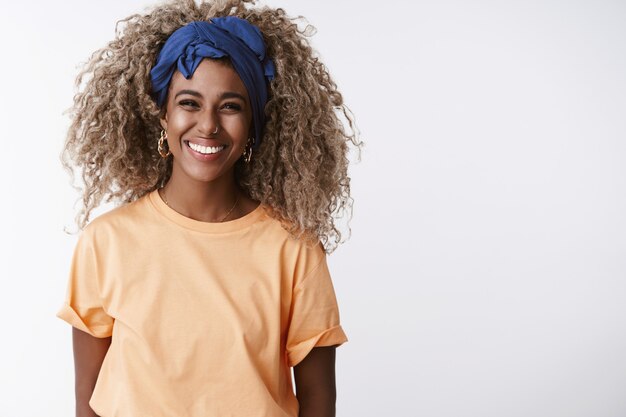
[57,1,360,416]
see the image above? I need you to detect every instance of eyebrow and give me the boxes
[174,89,203,99]
[220,91,247,102]
[174,89,247,102]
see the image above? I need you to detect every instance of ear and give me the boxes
[248,121,255,141]
[159,112,168,132]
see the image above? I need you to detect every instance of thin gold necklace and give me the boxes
[159,186,239,222]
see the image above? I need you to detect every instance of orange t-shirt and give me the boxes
[57,189,348,416]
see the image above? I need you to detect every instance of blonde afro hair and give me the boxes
[62,0,361,252]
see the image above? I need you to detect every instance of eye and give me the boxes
[222,102,242,111]
[179,99,199,108]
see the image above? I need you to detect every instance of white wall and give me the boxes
[1,1,625,416]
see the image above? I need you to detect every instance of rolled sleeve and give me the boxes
[56,229,114,338]
[286,250,348,367]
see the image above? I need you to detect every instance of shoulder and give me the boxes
[80,193,152,243]
[255,205,326,275]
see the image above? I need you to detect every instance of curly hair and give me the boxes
[61,0,361,253]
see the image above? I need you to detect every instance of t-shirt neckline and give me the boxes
[147,189,265,233]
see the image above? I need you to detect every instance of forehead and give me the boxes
[168,58,248,98]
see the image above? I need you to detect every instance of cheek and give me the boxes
[229,114,252,140]
[223,114,252,141]
[167,110,194,136]
[234,119,251,138]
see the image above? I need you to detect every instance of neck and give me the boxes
[160,169,240,223]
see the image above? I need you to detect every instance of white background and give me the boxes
[1,0,625,416]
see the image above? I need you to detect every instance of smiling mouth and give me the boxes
[184,140,226,155]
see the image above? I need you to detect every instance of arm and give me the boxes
[72,327,111,417]
[293,345,338,417]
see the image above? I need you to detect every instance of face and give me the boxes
[160,59,252,185]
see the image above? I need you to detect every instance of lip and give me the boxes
[183,140,227,162]
[185,137,225,147]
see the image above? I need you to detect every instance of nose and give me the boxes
[196,109,219,136]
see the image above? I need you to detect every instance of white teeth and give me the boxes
[188,142,225,155]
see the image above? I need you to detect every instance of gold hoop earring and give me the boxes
[242,137,255,163]
[158,130,171,158]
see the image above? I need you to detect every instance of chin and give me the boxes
[186,167,235,184]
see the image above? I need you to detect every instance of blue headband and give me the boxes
[150,17,275,147]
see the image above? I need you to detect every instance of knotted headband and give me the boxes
[150,17,275,147]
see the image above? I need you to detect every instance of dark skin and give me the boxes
[72,328,111,417]
[73,60,338,416]
[293,345,339,417]
[73,330,338,417]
